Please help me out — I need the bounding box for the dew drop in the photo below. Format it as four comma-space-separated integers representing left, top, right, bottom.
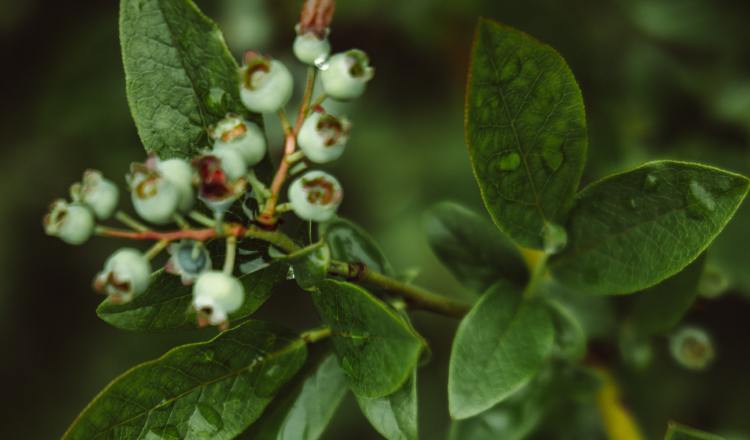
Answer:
264, 364, 280, 379
643, 173, 659, 191
206, 87, 227, 111
497, 152, 521, 171
541, 147, 563, 171
189, 403, 224, 434
145, 425, 180, 440
629, 198, 638, 209
541, 222, 567, 255
688, 180, 716, 212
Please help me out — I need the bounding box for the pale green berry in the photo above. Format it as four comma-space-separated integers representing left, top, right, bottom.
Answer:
43, 199, 95, 245
157, 158, 195, 213
239, 55, 293, 113
293, 25, 331, 65
211, 115, 267, 167
93, 248, 151, 304
192, 271, 245, 327
71, 170, 119, 220
165, 240, 212, 285
670, 326, 715, 370
297, 110, 351, 163
211, 147, 248, 181
288, 170, 343, 222
127, 163, 180, 225
319, 49, 374, 101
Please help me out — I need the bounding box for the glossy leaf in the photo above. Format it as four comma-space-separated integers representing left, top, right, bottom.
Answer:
550, 161, 749, 295
320, 217, 395, 276
120, 0, 258, 158
448, 281, 555, 419
243, 354, 348, 440
97, 259, 287, 332
63, 320, 307, 440
631, 253, 706, 336
287, 242, 331, 290
312, 280, 425, 398
424, 201, 528, 292
664, 421, 725, 440
465, 18, 588, 249
356, 368, 418, 440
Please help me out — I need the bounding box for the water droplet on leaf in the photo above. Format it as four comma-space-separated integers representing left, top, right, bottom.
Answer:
541, 222, 567, 254
206, 87, 227, 111
688, 180, 716, 212
643, 173, 659, 191
541, 146, 563, 171
497, 152, 521, 171
146, 425, 181, 440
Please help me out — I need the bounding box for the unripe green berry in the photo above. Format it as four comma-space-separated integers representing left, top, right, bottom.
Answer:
71, 170, 119, 220
670, 326, 715, 370
43, 199, 96, 245
211, 147, 248, 181
288, 170, 343, 222
192, 271, 245, 327
293, 25, 331, 65
93, 248, 151, 304
211, 115, 267, 167
297, 109, 351, 163
157, 158, 195, 213
319, 49, 374, 101
193, 155, 248, 215
239, 54, 293, 113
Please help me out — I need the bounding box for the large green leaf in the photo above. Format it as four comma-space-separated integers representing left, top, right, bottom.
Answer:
448, 281, 555, 419
630, 252, 706, 336
63, 321, 307, 440
96, 257, 287, 332
424, 201, 528, 292
550, 161, 749, 295
120, 0, 257, 158
465, 18, 588, 249
320, 217, 395, 276
242, 354, 348, 440
312, 280, 425, 398
664, 421, 725, 440
356, 368, 418, 440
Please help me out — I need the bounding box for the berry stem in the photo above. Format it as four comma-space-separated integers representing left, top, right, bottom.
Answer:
144, 239, 170, 260
114, 210, 149, 232
258, 67, 318, 227
223, 236, 237, 274
188, 211, 216, 227
173, 213, 190, 230
301, 326, 332, 343
327, 261, 472, 318
310, 93, 327, 108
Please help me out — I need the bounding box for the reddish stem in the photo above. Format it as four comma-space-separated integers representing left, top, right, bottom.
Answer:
98, 225, 245, 242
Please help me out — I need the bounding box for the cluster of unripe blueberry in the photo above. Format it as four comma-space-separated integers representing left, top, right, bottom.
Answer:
43, 23, 373, 329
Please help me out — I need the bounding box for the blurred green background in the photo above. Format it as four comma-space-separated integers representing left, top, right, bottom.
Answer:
1, 0, 749, 438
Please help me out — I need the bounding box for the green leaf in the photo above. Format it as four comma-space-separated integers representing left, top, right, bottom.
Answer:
242, 354, 348, 440
664, 421, 726, 440
356, 368, 418, 440
630, 253, 706, 336
320, 217, 395, 276
312, 279, 425, 398
545, 298, 586, 362
63, 320, 307, 440
287, 242, 331, 290
97, 258, 287, 332
448, 281, 555, 419
424, 201, 528, 292
120, 0, 257, 158
465, 18, 588, 249
550, 161, 749, 295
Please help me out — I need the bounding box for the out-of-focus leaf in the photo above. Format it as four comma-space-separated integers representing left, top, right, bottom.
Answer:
356, 367, 418, 440
630, 253, 706, 336
545, 299, 586, 362
243, 354, 348, 440
664, 421, 726, 440
120, 0, 258, 158
550, 161, 749, 295
465, 18, 587, 249
448, 281, 555, 419
312, 280, 425, 398
424, 201, 528, 293
63, 321, 307, 440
